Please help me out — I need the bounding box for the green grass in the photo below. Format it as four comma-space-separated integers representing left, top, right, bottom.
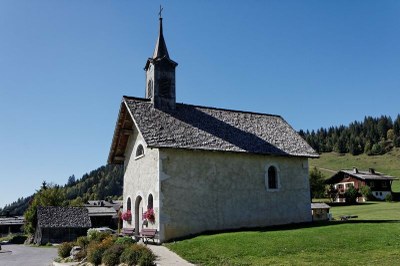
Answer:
330, 201, 400, 220
309, 148, 400, 192
166, 202, 400, 265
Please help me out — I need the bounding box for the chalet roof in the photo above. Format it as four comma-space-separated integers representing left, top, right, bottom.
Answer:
311, 203, 331, 209
86, 206, 118, 217
325, 168, 397, 184
85, 200, 123, 211
0, 216, 24, 226
37, 207, 91, 228
108, 97, 318, 163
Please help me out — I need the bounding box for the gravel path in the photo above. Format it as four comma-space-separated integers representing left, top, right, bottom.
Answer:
0, 244, 57, 266
147, 244, 195, 266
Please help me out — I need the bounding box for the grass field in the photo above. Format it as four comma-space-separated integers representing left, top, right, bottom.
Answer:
309, 148, 400, 192
166, 202, 400, 265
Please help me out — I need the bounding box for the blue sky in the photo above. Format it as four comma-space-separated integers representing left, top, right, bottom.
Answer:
1, 0, 399, 208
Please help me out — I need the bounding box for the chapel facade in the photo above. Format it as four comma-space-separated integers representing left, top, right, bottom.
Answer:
108, 15, 318, 242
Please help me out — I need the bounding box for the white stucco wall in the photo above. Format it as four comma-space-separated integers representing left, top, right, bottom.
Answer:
158, 148, 311, 242
122, 128, 159, 234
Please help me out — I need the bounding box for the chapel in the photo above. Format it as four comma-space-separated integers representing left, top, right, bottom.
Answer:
108, 14, 318, 242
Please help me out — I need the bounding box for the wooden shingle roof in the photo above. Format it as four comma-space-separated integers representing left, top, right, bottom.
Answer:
37, 206, 91, 228
108, 96, 318, 163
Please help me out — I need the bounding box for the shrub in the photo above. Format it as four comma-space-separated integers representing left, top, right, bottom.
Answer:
385, 194, 393, 202
138, 246, 156, 266
87, 242, 104, 266
344, 185, 358, 204
360, 185, 373, 201
87, 228, 111, 241
76, 236, 89, 249
120, 244, 147, 265
58, 242, 75, 258
88, 235, 117, 265
115, 236, 136, 246
7, 234, 27, 244
102, 244, 125, 266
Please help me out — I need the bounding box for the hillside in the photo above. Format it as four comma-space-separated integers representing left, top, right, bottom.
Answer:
309, 148, 400, 192
0, 164, 123, 216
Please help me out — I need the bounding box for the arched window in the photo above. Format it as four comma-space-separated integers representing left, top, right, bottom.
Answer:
135, 144, 144, 158
265, 165, 279, 191
127, 197, 132, 211
268, 166, 277, 189
147, 194, 153, 210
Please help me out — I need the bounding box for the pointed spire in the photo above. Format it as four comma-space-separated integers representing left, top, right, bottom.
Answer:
152, 8, 170, 59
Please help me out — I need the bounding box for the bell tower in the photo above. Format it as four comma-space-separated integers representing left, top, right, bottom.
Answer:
144, 8, 178, 110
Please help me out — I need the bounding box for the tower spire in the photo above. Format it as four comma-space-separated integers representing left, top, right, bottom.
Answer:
144, 6, 178, 110
153, 5, 169, 59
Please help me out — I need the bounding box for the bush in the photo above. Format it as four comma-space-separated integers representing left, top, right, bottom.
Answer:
115, 236, 136, 246
385, 194, 393, 202
120, 244, 146, 265
344, 185, 358, 204
76, 236, 89, 249
58, 242, 75, 258
87, 242, 104, 266
102, 244, 125, 266
87, 228, 111, 241
359, 185, 373, 201
87, 235, 116, 265
7, 234, 27, 244
138, 247, 156, 266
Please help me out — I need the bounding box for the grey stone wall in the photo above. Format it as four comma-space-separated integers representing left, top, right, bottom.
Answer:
159, 149, 311, 242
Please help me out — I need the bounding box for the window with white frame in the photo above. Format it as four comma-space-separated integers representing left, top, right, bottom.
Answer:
135, 144, 144, 158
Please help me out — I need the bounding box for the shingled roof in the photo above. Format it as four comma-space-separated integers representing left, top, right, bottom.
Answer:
108, 96, 318, 163
37, 206, 91, 228
326, 168, 397, 184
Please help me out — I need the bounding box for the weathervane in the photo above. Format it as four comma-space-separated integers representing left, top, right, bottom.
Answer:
159, 5, 163, 19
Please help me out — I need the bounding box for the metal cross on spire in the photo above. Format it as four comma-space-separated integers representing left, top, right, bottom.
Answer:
158, 5, 163, 19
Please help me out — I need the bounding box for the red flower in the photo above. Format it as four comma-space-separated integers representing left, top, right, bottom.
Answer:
143, 208, 155, 224
121, 210, 132, 221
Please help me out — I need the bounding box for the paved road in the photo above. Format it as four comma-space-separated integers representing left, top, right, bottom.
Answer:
0, 244, 57, 266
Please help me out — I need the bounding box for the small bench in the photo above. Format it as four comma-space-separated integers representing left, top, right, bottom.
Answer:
340, 215, 358, 221
120, 228, 135, 236
139, 228, 157, 244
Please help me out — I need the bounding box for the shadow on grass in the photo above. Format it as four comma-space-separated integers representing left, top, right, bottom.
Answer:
165, 220, 400, 243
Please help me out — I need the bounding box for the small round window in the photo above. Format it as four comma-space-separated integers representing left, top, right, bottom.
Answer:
136, 144, 144, 158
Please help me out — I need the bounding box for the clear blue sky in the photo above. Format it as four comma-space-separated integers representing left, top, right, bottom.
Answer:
1, 0, 399, 208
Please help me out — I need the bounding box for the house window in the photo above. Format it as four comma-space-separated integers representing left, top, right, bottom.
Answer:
382, 182, 388, 188
369, 181, 375, 188
135, 144, 144, 158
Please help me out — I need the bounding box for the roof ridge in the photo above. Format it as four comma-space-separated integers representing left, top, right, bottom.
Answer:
178, 102, 282, 118
123, 95, 281, 118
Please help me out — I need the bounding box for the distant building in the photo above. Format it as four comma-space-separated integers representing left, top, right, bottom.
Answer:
34, 206, 91, 245
107, 14, 318, 242
325, 168, 397, 202
0, 216, 24, 236
311, 203, 331, 221
85, 200, 122, 228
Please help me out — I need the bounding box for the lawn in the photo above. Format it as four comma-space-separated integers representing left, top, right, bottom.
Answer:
166, 202, 400, 265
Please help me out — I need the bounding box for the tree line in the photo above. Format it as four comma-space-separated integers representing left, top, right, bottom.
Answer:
0, 164, 123, 217
299, 114, 400, 155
